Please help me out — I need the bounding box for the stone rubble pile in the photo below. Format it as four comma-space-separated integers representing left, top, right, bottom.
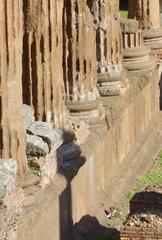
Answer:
123, 210, 162, 230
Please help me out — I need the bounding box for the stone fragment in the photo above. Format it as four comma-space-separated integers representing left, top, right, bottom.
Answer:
0, 159, 17, 199
26, 134, 49, 157
22, 104, 35, 129
57, 142, 81, 162
27, 121, 63, 148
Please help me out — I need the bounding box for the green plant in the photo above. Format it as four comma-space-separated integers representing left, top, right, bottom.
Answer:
28, 159, 41, 175
120, 10, 128, 19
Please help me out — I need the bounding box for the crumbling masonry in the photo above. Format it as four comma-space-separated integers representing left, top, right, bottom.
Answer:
0, 0, 162, 240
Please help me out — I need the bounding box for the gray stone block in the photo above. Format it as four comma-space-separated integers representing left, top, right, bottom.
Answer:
26, 134, 49, 157
23, 104, 35, 129
0, 159, 17, 199
28, 121, 63, 148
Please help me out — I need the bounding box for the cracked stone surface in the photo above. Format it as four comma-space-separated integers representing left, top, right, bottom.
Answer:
26, 134, 49, 157
27, 121, 63, 148
0, 160, 17, 199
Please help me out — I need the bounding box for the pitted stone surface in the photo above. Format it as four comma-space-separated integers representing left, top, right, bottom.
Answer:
22, 104, 35, 129
0, 160, 17, 199
27, 121, 63, 148
26, 134, 49, 157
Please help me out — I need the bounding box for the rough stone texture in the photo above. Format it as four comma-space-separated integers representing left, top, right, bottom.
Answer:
26, 134, 49, 157
0, 159, 17, 199
0, 0, 162, 239
17, 67, 160, 240
22, 0, 66, 127
27, 121, 63, 148
23, 104, 34, 129
0, 0, 28, 175
128, 0, 160, 29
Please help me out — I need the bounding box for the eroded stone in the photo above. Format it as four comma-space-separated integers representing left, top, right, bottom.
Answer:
27, 121, 63, 148
22, 104, 35, 129
0, 160, 17, 199
26, 134, 49, 157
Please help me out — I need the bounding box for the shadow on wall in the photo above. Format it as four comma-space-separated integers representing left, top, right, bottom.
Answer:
56, 131, 120, 240
56, 130, 85, 240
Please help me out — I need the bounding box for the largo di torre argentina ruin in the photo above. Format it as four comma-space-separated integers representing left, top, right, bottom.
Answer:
0, 0, 162, 239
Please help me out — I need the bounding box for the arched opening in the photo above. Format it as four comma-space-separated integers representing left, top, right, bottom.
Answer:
120, 0, 128, 19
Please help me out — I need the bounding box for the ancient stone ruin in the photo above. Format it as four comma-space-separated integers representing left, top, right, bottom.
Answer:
0, 0, 162, 239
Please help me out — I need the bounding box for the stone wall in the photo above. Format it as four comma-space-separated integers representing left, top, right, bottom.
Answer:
17, 67, 160, 240
0, 0, 162, 239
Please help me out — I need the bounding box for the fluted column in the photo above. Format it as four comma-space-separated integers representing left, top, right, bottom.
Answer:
88, 0, 128, 97
122, 19, 155, 72
0, 0, 27, 175
128, 0, 162, 57
22, 0, 65, 127
128, 0, 160, 29
63, 0, 102, 123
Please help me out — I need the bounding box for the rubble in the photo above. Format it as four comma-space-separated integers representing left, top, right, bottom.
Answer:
0, 160, 17, 199
26, 134, 49, 157
27, 121, 63, 148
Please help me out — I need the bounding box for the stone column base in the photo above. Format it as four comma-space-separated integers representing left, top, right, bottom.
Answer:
66, 99, 103, 125
143, 27, 162, 50
97, 71, 128, 97
123, 46, 156, 72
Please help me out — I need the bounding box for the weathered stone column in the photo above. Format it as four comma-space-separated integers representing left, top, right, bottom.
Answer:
0, 0, 28, 175
22, 0, 66, 127
122, 19, 155, 72
128, 0, 162, 57
88, 0, 128, 97
63, 0, 103, 124
128, 0, 160, 29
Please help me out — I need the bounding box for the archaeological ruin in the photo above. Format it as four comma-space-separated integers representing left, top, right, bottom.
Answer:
0, 0, 162, 239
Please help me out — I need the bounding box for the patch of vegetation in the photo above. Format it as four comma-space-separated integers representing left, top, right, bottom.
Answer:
120, 10, 128, 19
28, 159, 41, 175
126, 150, 162, 201
106, 150, 162, 229
96, 230, 120, 240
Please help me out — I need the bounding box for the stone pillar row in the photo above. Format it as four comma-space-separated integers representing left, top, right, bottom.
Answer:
0, 0, 130, 174
128, 0, 162, 57
121, 19, 155, 72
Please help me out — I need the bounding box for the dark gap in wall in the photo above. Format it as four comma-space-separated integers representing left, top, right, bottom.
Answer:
74, 1, 79, 42
65, 0, 73, 96
76, 58, 80, 73
40, 35, 45, 64
48, 0, 52, 52
22, 33, 31, 105
96, 28, 101, 62
120, 0, 128, 11
104, 32, 108, 60
86, 0, 93, 15
31, 33, 38, 119
83, 59, 87, 74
